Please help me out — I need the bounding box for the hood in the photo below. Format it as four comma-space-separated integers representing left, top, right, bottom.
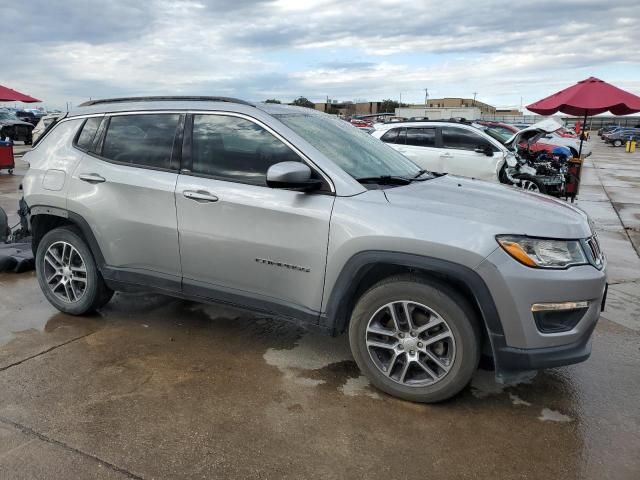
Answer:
384, 175, 591, 239
504, 118, 563, 149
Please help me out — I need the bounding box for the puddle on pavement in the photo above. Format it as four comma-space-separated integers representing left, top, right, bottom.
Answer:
539, 407, 573, 423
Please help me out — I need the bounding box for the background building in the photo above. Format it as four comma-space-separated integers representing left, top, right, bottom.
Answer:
421, 97, 496, 115
395, 106, 482, 120
314, 101, 382, 116
392, 97, 495, 120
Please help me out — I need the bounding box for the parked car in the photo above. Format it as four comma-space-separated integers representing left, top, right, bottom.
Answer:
0, 111, 34, 144
598, 125, 618, 136
525, 130, 592, 157
604, 128, 640, 147
31, 114, 63, 143
371, 120, 516, 182
15, 110, 42, 126
476, 119, 572, 195
21, 97, 606, 403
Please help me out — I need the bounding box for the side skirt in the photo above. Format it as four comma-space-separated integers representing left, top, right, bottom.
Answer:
101, 267, 329, 334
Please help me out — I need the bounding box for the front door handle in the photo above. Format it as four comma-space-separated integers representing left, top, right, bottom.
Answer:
79, 173, 106, 184
440, 153, 453, 158
183, 190, 219, 203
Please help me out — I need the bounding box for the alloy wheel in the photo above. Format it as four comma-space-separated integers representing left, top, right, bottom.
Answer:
520, 180, 540, 192
365, 301, 456, 386
43, 241, 88, 303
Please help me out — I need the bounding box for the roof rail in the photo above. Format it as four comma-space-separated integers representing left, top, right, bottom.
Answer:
78, 96, 254, 107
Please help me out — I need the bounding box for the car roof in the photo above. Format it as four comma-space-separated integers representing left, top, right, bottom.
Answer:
68, 96, 318, 118
69, 96, 253, 117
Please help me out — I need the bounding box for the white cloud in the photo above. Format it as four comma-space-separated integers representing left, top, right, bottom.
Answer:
1, 0, 639, 109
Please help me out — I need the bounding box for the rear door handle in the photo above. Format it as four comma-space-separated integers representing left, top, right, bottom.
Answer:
183, 190, 219, 203
79, 173, 106, 184
440, 153, 453, 158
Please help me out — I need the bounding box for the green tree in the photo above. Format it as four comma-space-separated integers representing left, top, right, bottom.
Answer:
264, 99, 281, 104
291, 96, 315, 109
380, 99, 406, 113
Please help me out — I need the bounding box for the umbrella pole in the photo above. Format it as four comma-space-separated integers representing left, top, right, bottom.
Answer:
577, 110, 587, 158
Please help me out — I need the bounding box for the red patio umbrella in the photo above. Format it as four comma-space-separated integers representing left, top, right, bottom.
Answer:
527, 77, 640, 156
0, 84, 40, 103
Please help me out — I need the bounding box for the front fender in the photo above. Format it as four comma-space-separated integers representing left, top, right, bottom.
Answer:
321, 250, 504, 338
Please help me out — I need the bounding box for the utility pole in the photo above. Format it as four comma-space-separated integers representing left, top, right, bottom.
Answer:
472, 91, 477, 106
424, 88, 429, 117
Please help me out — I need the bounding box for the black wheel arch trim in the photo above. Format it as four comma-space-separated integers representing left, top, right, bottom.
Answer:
323, 250, 505, 338
30, 206, 106, 268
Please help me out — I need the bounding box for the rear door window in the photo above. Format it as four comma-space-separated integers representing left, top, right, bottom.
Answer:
406, 128, 436, 147
101, 114, 181, 169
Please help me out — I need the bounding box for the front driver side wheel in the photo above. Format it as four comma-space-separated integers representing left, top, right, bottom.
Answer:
349, 275, 480, 403
35, 226, 113, 315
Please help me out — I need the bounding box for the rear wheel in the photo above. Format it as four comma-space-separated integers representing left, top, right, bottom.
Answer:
36, 226, 113, 315
613, 139, 623, 147
348, 276, 480, 403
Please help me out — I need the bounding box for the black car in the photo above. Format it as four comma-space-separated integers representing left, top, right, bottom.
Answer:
15, 110, 44, 126
604, 128, 640, 147
0, 111, 34, 144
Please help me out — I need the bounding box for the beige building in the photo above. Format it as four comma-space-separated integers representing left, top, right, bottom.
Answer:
314, 101, 382, 116
410, 97, 496, 115
395, 106, 482, 121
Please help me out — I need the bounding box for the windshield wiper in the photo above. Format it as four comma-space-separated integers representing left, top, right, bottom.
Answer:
355, 175, 412, 185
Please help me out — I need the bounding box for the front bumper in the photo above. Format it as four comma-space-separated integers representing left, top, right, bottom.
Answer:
476, 247, 607, 373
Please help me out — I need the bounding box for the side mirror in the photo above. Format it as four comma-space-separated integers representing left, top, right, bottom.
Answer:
266, 161, 322, 191
474, 145, 494, 156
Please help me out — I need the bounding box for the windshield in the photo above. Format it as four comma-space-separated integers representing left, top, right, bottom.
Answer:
483, 127, 512, 144
0, 113, 15, 121
275, 113, 423, 180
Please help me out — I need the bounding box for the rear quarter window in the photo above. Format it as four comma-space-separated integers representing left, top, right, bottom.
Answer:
75, 117, 102, 151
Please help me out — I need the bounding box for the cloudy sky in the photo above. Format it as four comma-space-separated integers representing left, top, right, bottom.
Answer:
3, 0, 640, 110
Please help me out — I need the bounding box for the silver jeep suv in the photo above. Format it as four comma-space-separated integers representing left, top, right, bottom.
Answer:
21, 97, 607, 402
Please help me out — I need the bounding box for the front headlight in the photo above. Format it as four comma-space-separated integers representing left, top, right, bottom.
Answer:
496, 235, 588, 269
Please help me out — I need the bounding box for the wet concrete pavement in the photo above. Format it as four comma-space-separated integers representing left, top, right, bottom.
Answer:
1, 140, 640, 479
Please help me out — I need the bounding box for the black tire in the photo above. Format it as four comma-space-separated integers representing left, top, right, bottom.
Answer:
0, 128, 10, 142
498, 164, 510, 185
516, 174, 546, 194
613, 139, 623, 147
348, 275, 480, 403
35, 226, 113, 315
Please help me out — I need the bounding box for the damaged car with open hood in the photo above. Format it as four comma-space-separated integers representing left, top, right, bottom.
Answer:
480, 118, 575, 197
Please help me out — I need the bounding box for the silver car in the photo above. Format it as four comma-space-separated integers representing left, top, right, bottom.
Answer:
21, 97, 607, 402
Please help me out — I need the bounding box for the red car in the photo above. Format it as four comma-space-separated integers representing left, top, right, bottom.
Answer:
350, 118, 373, 128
